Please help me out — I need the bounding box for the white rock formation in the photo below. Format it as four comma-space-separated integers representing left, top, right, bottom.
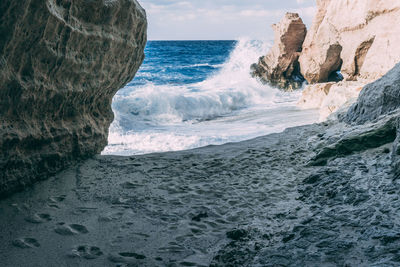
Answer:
298, 0, 400, 119
299, 82, 363, 121
300, 0, 400, 83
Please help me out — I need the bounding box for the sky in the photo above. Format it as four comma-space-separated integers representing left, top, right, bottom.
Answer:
139, 0, 316, 40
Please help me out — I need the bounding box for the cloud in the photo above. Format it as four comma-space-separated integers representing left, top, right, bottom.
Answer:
139, 0, 316, 40
296, 0, 314, 3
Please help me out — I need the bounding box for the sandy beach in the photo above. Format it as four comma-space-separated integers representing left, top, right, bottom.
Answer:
1, 118, 399, 266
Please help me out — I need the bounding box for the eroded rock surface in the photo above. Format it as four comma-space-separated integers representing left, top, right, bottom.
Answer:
344, 63, 400, 125
0, 0, 147, 197
299, 0, 400, 84
297, 0, 400, 120
299, 81, 363, 121
251, 13, 306, 90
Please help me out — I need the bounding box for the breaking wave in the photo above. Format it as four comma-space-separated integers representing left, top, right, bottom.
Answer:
103, 38, 318, 155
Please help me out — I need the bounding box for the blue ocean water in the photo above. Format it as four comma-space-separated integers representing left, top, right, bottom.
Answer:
130, 40, 236, 86
103, 39, 319, 155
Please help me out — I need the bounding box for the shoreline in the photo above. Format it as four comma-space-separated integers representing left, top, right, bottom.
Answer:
103, 104, 320, 156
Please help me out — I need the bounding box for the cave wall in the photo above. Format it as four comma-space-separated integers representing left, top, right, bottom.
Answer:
0, 0, 147, 197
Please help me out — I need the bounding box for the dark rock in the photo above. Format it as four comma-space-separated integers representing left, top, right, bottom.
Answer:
310, 117, 397, 166
0, 0, 147, 197
344, 63, 400, 125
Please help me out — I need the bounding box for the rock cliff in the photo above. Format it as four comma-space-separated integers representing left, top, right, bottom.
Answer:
300, 0, 400, 84
344, 63, 400, 125
254, 0, 400, 91
297, 0, 400, 120
298, 81, 362, 121
0, 0, 147, 197
251, 13, 307, 90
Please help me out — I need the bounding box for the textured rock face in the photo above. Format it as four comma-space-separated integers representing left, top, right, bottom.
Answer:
252, 13, 307, 90
298, 82, 335, 110
0, 0, 147, 197
299, 0, 400, 84
299, 81, 363, 121
318, 82, 362, 121
344, 63, 400, 125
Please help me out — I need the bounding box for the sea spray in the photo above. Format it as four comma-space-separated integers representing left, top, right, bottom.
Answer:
103, 39, 319, 155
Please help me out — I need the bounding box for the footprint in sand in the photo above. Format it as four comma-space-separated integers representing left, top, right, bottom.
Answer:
68, 245, 103, 260
49, 195, 66, 203
12, 238, 40, 249
121, 181, 142, 189
47, 195, 67, 208
54, 224, 89, 235
25, 213, 52, 224
108, 252, 146, 263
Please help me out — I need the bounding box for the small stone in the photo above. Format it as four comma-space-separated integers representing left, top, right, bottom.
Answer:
226, 229, 248, 241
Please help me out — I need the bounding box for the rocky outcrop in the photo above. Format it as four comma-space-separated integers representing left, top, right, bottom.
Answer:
298, 82, 335, 110
344, 63, 400, 125
251, 13, 307, 90
299, 81, 363, 121
253, 1, 400, 120
297, 0, 400, 120
0, 0, 147, 197
299, 0, 400, 84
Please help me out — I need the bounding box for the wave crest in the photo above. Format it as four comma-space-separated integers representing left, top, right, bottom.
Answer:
111, 38, 284, 130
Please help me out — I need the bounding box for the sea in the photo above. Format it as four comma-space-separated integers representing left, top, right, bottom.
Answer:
102, 39, 319, 155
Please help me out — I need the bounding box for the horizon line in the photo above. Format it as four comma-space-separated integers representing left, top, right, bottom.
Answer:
148, 39, 238, 41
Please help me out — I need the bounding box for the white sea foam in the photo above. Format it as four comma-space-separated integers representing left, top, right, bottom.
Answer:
103, 38, 319, 155
182, 63, 223, 68
111, 38, 275, 126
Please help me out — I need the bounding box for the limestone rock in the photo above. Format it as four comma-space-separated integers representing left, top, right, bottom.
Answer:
299, 82, 363, 121
344, 63, 400, 125
0, 0, 147, 197
252, 13, 307, 90
298, 82, 335, 110
319, 82, 363, 121
299, 0, 400, 84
